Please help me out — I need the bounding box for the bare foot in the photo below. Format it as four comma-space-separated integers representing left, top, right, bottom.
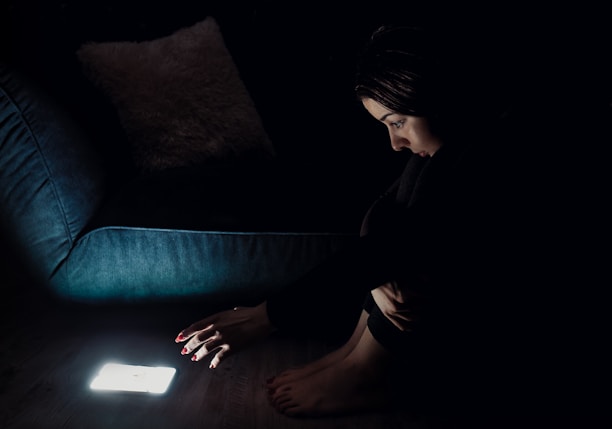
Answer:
267, 340, 353, 391
268, 325, 396, 418
266, 310, 369, 390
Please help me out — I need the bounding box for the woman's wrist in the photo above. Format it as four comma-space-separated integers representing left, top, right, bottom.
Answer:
256, 300, 278, 335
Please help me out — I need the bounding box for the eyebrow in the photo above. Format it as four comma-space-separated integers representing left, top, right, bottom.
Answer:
378, 112, 394, 121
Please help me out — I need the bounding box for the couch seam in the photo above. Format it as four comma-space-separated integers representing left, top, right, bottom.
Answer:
0, 83, 74, 252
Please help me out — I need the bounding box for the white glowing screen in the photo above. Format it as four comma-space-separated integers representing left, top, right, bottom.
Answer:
90, 363, 176, 394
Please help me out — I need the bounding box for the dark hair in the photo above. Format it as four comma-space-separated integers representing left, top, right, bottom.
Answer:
355, 24, 507, 139
354, 25, 442, 117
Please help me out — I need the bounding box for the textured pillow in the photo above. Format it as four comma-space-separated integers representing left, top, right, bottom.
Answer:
76, 17, 275, 173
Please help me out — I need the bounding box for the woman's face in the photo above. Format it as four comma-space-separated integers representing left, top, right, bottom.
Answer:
362, 98, 443, 158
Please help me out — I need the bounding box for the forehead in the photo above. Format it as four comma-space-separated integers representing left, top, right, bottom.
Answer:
362, 98, 396, 121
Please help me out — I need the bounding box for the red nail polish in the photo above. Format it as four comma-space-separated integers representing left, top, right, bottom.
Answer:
175, 333, 184, 342
191, 355, 198, 362
181, 347, 188, 355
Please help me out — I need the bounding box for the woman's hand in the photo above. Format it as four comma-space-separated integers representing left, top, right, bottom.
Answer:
371, 281, 418, 332
174, 301, 276, 369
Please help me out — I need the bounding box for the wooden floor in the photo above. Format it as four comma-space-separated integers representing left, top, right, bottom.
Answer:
1, 237, 609, 429
0, 285, 422, 428
0, 274, 429, 428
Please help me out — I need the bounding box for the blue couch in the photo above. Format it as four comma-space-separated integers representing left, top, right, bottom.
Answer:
1, 1, 403, 304
1, 2, 419, 304
3, 1, 609, 307
0, 64, 373, 303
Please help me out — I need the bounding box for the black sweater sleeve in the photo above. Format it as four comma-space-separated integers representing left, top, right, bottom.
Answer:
266, 142, 501, 339
265, 157, 433, 337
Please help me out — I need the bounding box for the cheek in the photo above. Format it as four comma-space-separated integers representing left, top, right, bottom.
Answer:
410, 128, 436, 148
388, 126, 404, 138
401, 128, 418, 144
392, 130, 411, 145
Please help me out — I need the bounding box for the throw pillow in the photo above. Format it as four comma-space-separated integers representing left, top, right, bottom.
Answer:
76, 16, 275, 173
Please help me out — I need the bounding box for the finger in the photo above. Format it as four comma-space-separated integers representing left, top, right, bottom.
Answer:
391, 280, 401, 292
191, 342, 215, 362
175, 330, 198, 343
190, 330, 223, 361
181, 328, 217, 355
175, 325, 205, 343
208, 344, 230, 369
179, 320, 215, 339
392, 309, 413, 321
371, 287, 394, 304
388, 314, 413, 332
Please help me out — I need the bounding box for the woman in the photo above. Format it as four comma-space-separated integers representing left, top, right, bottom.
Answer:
175, 25, 510, 417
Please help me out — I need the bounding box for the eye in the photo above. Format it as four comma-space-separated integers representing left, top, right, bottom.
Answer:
390, 119, 405, 129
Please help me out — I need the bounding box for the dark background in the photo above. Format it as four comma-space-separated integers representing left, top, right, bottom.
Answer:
2, 2, 610, 299
2, 0, 611, 326
4, 1, 610, 167
1, 0, 611, 421
2, 1, 611, 172
2, 0, 610, 290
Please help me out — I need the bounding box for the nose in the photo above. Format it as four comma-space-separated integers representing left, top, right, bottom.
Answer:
389, 133, 409, 152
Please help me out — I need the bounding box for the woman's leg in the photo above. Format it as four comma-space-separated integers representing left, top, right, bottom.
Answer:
266, 309, 369, 389
266, 278, 402, 391
268, 320, 399, 417
266, 237, 392, 343
267, 290, 415, 418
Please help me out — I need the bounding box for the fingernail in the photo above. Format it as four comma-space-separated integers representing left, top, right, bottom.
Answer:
181, 347, 188, 355
175, 333, 184, 342
209, 363, 216, 369
191, 355, 198, 362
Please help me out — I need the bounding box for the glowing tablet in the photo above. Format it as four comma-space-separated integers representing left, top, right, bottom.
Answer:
90, 363, 176, 394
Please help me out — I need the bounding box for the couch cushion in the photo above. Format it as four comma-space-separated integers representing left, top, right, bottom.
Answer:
51, 227, 357, 303
0, 65, 106, 281
53, 159, 364, 303
76, 16, 275, 174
